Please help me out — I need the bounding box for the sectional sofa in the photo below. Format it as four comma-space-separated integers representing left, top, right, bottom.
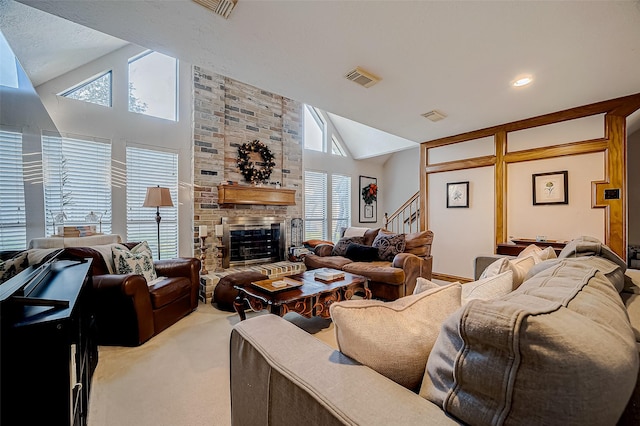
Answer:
230, 237, 640, 425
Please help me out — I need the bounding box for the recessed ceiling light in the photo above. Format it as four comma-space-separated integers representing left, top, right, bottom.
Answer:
512, 75, 533, 87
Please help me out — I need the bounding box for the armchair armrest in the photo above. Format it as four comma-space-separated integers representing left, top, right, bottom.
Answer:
314, 244, 334, 257
230, 315, 459, 426
393, 254, 433, 295
92, 273, 154, 346
154, 257, 201, 309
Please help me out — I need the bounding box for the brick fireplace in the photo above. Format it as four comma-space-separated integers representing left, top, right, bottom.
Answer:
192, 66, 303, 273
222, 216, 286, 268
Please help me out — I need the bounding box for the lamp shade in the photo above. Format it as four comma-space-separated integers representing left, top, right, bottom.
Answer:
143, 186, 174, 208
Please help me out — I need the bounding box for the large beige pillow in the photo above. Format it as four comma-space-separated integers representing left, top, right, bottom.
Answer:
518, 244, 557, 263
461, 270, 513, 305
413, 277, 447, 294
330, 282, 461, 391
421, 258, 638, 426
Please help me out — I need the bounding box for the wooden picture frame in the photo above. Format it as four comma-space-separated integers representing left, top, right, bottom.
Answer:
532, 171, 568, 205
359, 176, 377, 223
446, 181, 469, 208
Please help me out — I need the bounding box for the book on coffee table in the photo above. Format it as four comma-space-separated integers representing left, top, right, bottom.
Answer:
251, 276, 303, 293
313, 268, 345, 281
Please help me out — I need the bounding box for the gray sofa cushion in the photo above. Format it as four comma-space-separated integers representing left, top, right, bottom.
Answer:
421, 257, 639, 426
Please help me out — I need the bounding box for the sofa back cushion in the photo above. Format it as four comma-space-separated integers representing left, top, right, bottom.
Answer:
420, 258, 638, 425
404, 230, 434, 258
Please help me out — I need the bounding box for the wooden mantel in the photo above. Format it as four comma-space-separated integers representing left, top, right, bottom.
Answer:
217, 185, 296, 206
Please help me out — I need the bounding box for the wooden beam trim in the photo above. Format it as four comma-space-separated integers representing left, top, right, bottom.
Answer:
421, 92, 640, 148
425, 155, 496, 174
503, 139, 608, 163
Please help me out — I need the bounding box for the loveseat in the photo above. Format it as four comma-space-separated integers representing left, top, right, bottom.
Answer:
1, 237, 200, 346
230, 237, 640, 425
303, 227, 433, 300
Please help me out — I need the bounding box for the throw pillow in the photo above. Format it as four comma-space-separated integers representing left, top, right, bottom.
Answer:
518, 244, 558, 263
372, 232, 406, 261
112, 241, 157, 282
461, 270, 513, 305
344, 243, 379, 262
330, 282, 461, 391
480, 255, 535, 290
331, 236, 365, 257
0, 251, 29, 284
413, 277, 442, 294
517, 243, 541, 259
302, 239, 334, 248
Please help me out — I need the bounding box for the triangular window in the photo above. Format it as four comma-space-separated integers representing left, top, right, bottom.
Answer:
60, 71, 112, 107
331, 135, 347, 157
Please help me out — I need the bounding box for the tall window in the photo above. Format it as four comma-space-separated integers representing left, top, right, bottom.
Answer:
60, 71, 112, 107
304, 170, 327, 240
128, 51, 178, 121
126, 146, 178, 259
331, 135, 347, 157
0, 130, 26, 249
304, 105, 324, 152
331, 174, 351, 241
0, 32, 19, 89
42, 134, 112, 236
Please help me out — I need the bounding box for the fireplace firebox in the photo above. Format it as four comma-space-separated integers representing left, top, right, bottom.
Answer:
221, 217, 286, 268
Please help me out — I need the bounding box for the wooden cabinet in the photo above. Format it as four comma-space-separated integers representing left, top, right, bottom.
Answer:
217, 184, 296, 205
497, 239, 567, 256
0, 259, 97, 426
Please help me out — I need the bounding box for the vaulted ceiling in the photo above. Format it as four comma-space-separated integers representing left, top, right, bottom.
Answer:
2, 0, 640, 158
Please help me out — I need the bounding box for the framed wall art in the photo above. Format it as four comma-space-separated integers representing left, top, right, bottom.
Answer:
532, 171, 568, 205
359, 175, 377, 223
446, 181, 469, 208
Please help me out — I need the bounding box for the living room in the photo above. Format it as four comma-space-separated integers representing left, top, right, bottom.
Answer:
2, 1, 640, 425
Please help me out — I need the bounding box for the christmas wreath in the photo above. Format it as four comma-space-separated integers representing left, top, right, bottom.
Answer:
236, 140, 275, 183
362, 183, 378, 205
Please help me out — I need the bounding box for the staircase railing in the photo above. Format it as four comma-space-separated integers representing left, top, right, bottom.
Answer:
384, 191, 420, 234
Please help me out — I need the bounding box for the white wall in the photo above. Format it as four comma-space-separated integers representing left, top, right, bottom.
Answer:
382, 145, 420, 217
629, 128, 640, 246
428, 167, 495, 278
36, 44, 194, 256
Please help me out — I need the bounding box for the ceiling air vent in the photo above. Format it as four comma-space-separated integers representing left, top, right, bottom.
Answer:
421, 110, 447, 122
193, 0, 237, 19
344, 67, 380, 88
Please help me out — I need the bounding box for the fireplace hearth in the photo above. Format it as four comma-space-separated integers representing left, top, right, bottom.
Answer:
221, 217, 286, 268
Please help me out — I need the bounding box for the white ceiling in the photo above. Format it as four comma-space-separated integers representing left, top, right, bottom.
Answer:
2, 0, 640, 159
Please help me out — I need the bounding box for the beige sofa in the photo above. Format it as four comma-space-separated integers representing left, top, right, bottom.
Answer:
304, 228, 434, 300
231, 237, 640, 425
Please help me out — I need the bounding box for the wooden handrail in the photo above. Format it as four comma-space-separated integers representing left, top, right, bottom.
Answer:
384, 191, 420, 234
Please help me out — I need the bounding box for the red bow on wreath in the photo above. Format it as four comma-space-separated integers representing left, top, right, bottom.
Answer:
362, 183, 377, 205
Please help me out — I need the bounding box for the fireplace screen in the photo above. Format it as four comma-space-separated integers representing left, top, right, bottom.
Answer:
222, 217, 286, 268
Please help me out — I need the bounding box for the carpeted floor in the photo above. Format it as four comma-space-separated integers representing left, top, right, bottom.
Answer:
87, 302, 337, 426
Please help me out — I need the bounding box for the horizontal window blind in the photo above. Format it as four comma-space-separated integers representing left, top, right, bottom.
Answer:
331, 174, 351, 242
42, 134, 112, 236
0, 130, 26, 250
126, 146, 178, 260
304, 170, 327, 241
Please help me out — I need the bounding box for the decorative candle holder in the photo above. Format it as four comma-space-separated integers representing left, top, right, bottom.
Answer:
199, 236, 209, 275
216, 235, 225, 271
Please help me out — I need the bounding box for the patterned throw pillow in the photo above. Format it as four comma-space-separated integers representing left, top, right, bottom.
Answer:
0, 251, 29, 284
112, 241, 157, 283
331, 236, 365, 257
372, 232, 406, 261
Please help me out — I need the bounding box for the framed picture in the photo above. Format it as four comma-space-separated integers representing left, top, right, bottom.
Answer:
532, 171, 568, 205
446, 181, 469, 208
359, 176, 377, 223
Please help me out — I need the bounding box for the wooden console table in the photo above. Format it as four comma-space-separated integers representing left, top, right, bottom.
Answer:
497, 238, 568, 256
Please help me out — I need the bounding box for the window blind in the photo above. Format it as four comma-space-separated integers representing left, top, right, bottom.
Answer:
304, 170, 327, 241
0, 130, 26, 249
331, 174, 351, 241
126, 146, 178, 259
42, 134, 112, 236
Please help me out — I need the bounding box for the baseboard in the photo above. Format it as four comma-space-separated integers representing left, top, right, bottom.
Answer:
431, 272, 473, 284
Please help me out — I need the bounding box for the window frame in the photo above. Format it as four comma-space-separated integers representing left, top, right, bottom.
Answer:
59, 70, 113, 107
127, 50, 179, 121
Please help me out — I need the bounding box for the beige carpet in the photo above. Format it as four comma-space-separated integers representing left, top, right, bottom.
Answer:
87, 303, 337, 426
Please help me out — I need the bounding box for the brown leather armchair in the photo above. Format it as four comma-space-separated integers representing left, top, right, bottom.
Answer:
63, 244, 200, 346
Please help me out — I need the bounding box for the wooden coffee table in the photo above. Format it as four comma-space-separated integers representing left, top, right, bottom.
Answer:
233, 270, 370, 320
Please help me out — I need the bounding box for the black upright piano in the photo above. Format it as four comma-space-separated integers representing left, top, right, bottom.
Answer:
0, 252, 98, 426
